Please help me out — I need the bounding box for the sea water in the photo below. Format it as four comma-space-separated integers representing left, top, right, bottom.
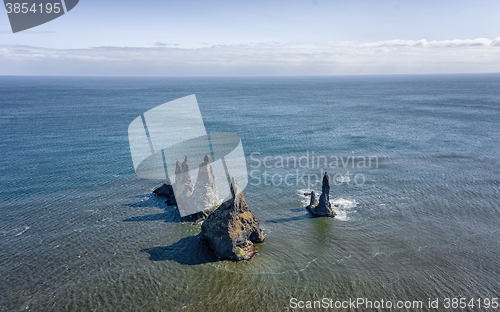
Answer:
1, 75, 499, 311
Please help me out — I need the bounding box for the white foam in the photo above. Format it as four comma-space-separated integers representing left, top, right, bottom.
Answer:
297, 189, 357, 222
333, 174, 351, 184
331, 197, 357, 221
331, 197, 357, 209
15, 226, 30, 237
297, 188, 319, 206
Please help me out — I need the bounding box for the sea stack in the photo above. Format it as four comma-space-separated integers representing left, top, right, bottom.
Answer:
174, 156, 194, 198
306, 172, 336, 217
191, 154, 221, 219
200, 177, 265, 261
308, 191, 319, 208
174, 156, 194, 216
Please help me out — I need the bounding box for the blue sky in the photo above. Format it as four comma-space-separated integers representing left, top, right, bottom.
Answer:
1, 0, 500, 75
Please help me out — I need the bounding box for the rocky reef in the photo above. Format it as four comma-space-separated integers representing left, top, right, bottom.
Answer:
152, 183, 177, 206
200, 177, 265, 261
306, 172, 336, 218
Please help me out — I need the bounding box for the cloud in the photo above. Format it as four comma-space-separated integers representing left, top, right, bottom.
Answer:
491, 38, 500, 46
353, 38, 500, 48
1, 38, 500, 76
154, 42, 179, 47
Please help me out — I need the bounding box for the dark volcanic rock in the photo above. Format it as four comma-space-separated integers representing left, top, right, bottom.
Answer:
200, 178, 265, 261
153, 183, 174, 197
152, 183, 177, 206
306, 191, 319, 208
306, 172, 336, 218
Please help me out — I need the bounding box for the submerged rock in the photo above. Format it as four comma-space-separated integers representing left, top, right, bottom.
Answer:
152, 183, 177, 206
306, 172, 336, 218
200, 177, 265, 261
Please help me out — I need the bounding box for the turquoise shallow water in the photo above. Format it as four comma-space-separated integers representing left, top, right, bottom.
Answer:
1, 75, 499, 311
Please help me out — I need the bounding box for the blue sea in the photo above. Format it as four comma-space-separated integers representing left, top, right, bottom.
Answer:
1, 75, 499, 311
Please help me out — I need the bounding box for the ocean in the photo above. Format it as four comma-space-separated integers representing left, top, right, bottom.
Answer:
1, 75, 499, 311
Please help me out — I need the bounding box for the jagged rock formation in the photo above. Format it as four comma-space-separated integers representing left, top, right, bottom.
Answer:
307, 191, 319, 208
150, 155, 222, 221
306, 172, 336, 218
200, 177, 265, 261
174, 156, 193, 198
152, 183, 177, 206
191, 155, 221, 219
174, 156, 194, 216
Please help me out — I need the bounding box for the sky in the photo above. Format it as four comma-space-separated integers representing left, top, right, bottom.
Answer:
1, 0, 500, 76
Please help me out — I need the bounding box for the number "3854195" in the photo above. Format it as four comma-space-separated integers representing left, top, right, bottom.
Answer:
5, 2, 61, 14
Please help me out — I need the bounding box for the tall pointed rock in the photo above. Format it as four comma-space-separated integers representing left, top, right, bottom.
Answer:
306, 172, 336, 217
192, 155, 221, 218
174, 156, 194, 216
200, 178, 265, 261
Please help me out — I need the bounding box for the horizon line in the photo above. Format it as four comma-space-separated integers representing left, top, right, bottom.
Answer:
2, 72, 500, 78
